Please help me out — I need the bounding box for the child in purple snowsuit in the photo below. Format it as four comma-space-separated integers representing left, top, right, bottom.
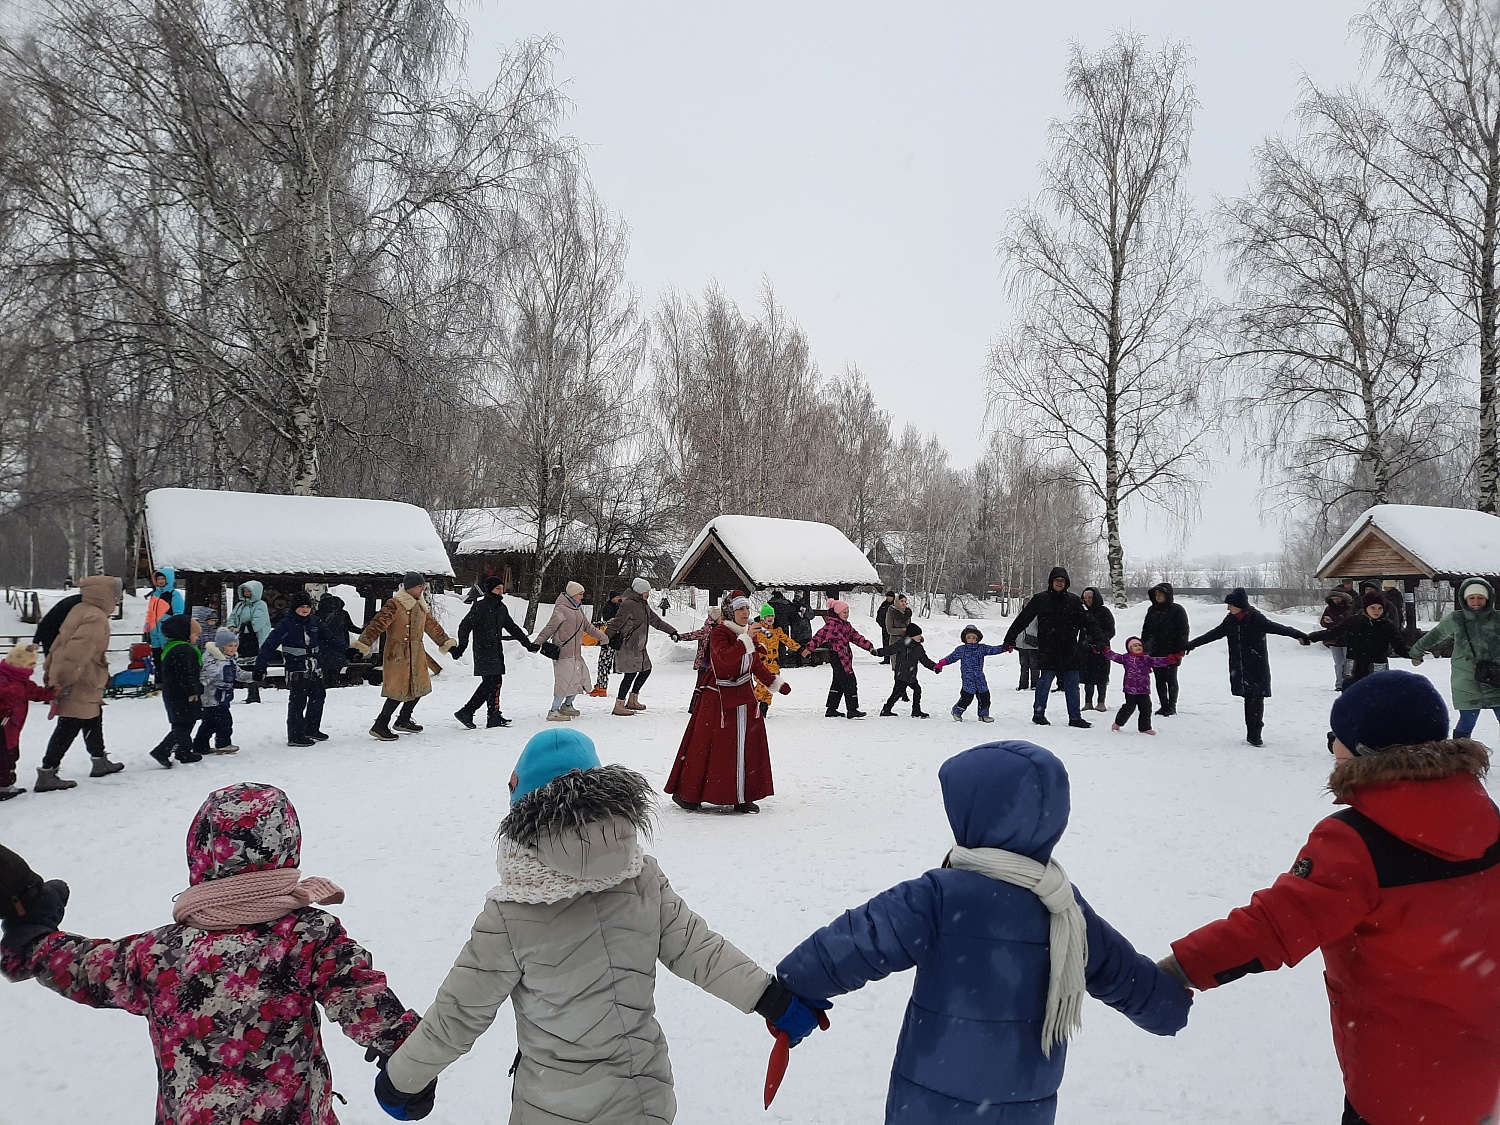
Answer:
935, 625, 1009, 722
805, 600, 876, 718
1107, 636, 1179, 734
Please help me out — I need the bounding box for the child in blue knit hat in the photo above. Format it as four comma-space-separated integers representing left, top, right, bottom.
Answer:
372, 728, 829, 1121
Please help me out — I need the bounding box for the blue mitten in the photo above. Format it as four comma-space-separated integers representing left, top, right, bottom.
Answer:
755, 979, 832, 1047
374, 1067, 436, 1121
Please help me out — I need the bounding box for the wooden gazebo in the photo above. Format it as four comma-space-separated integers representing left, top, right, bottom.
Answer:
670, 515, 881, 602
1317, 504, 1500, 629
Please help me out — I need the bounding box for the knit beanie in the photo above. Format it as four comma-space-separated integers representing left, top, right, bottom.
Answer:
1462, 579, 1490, 603
289, 590, 313, 610
484, 574, 506, 594
1125, 635, 1143, 650
631, 577, 651, 595
759, 603, 775, 619
0, 844, 43, 922
3, 643, 38, 670
566, 581, 585, 598
1224, 587, 1250, 611
828, 599, 849, 616
511, 728, 601, 805
905, 622, 923, 637
961, 624, 982, 642
1330, 670, 1449, 756
191, 606, 213, 624
1362, 590, 1387, 609
402, 572, 426, 592
214, 627, 238, 649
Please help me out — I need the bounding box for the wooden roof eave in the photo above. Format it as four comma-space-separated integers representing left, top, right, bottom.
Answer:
1317, 523, 1436, 580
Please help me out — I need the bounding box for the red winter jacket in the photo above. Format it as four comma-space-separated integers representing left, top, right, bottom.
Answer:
1172, 741, 1500, 1125
0, 659, 55, 753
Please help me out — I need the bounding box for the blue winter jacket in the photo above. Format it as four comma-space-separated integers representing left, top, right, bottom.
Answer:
145, 566, 185, 649
938, 641, 1007, 694
254, 611, 345, 679
776, 741, 1191, 1124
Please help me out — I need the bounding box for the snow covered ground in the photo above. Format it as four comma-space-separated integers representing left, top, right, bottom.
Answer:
2, 594, 1494, 1125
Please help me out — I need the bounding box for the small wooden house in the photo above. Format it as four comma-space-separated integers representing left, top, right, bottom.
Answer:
438, 507, 630, 602
670, 515, 881, 602
1317, 504, 1500, 628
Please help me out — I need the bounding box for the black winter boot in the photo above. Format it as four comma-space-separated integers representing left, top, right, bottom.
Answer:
846, 694, 866, 719
825, 690, 843, 718
454, 709, 477, 730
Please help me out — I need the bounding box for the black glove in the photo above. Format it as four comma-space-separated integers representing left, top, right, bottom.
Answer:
0, 844, 42, 922
1, 878, 69, 956
527, 641, 540, 653
374, 1066, 436, 1121
670, 632, 681, 643
448, 647, 462, 661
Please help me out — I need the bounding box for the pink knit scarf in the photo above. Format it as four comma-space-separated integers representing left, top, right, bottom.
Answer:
173, 868, 345, 930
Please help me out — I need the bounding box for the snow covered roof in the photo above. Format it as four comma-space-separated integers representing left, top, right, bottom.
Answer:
671, 515, 881, 589
1318, 504, 1500, 579
437, 507, 593, 555
145, 488, 453, 577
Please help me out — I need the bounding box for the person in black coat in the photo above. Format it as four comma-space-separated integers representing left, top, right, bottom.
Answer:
1183, 587, 1307, 747
1001, 566, 1105, 728
255, 591, 347, 746
317, 593, 359, 644
453, 575, 537, 729
1078, 587, 1116, 712
148, 615, 202, 767
1141, 582, 1190, 716
1303, 590, 1412, 688
875, 591, 896, 664
875, 622, 939, 718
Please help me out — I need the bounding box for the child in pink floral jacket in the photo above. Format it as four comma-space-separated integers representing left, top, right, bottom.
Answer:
804, 600, 877, 718
0, 782, 420, 1125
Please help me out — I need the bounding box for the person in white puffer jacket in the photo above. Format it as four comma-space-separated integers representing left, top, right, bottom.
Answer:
374, 728, 829, 1123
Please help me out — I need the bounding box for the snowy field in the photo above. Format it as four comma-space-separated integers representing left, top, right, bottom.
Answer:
2, 594, 1494, 1125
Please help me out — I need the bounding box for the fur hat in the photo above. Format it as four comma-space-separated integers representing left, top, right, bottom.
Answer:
402, 572, 426, 592
961, 624, 983, 642
904, 622, 923, 637
510, 728, 601, 806
1331, 669, 1449, 756
214, 627, 238, 649
3, 643, 38, 670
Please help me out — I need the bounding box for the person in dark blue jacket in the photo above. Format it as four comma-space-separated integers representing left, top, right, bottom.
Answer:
774, 740, 1191, 1124
254, 591, 346, 747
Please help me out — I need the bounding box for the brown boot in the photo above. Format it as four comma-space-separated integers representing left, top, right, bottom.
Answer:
612, 700, 635, 716
626, 694, 647, 711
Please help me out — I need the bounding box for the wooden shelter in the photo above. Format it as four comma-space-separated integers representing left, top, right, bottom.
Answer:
670, 515, 881, 602
1317, 504, 1500, 629
437, 507, 638, 602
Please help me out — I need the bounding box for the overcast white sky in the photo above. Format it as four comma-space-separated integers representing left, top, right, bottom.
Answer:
463, 1, 1370, 560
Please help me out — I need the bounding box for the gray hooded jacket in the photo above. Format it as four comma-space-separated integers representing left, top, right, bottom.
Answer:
386, 767, 772, 1124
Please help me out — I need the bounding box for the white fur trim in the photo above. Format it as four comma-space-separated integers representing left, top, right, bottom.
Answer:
770, 675, 784, 693
487, 839, 645, 905
739, 632, 755, 653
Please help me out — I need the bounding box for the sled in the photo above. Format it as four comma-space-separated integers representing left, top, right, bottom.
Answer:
105, 644, 156, 699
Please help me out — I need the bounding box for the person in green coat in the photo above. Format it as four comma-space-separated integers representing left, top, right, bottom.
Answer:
1410, 576, 1500, 738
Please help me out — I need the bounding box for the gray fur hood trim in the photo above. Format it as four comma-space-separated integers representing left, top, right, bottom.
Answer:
1329, 738, 1490, 799
500, 764, 656, 848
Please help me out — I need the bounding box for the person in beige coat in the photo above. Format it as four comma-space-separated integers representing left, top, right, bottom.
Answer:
374, 729, 829, 1123
37, 576, 125, 791
534, 581, 608, 722
354, 572, 458, 740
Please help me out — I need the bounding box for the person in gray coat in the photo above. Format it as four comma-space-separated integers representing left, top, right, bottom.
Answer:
604, 578, 680, 716
375, 728, 827, 1123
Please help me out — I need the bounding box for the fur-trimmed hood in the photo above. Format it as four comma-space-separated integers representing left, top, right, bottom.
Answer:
1331, 739, 1499, 862
498, 765, 655, 890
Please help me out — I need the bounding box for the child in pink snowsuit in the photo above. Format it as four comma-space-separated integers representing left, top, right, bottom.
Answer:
0, 644, 54, 799
1, 782, 420, 1124
805, 600, 876, 719
1107, 637, 1179, 734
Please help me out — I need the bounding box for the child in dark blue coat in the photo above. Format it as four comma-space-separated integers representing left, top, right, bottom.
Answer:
934, 625, 1008, 722
774, 741, 1191, 1124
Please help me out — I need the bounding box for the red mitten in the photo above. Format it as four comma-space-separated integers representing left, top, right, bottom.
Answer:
934, 659, 947, 672
1169, 653, 1182, 665
778, 681, 792, 695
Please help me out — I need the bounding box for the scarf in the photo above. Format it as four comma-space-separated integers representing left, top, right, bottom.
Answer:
173, 869, 345, 930
946, 844, 1088, 1055
488, 838, 645, 905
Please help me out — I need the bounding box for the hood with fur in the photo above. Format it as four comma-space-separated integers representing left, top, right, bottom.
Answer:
500, 765, 655, 884
1331, 738, 1498, 861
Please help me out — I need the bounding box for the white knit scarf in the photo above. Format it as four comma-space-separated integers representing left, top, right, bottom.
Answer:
946, 844, 1088, 1056
487, 838, 645, 905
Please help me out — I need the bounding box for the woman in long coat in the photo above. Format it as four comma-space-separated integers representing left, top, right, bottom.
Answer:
604, 578, 679, 716
38, 576, 125, 789
1079, 587, 1116, 712
1411, 576, 1500, 739
665, 597, 789, 814
354, 573, 457, 740
453, 576, 536, 729
1184, 587, 1306, 747
534, 582, 609, 722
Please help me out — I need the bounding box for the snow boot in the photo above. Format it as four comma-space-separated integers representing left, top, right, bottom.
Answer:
394, 717, 423, 734
560, 704, 580, 717
175, 750, 203, 763
879, 706, 896, 717
287, 736, 316, 747
951, 710, 963, 722
1145, 729, 1156, 736
546, 710, 569, 722
672, 794, 702, 812
612, 700, 635, 716
454, 709, 477, 730
912, 708, 930, 718
1111, 723, 1122, 732
0, 785, 24, 801
307, 731, 330, 741
149, 746, 174, 768
89, 755, 124, 777
1031, 714, 1050, 726
846, 709, 867, 719
34, 767, 77, 792
825, 708, 843, 717
1157, 704, 1175, 717
369, 723, 399, 741
207, 744, 240, 755
734, 802, 761, 814
486, 714, 512, 728
626, 694, 647, 711
1247, 735, 1264, 747
1067, 717, 1092, 729
587, 686, 608, 698
978, 715, 994, 723
1095, 702, 1108, 713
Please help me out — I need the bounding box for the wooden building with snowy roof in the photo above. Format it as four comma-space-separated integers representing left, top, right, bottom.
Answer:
670, 515, 881, 601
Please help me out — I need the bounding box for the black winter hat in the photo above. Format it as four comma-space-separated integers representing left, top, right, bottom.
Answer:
1331, 670, 1449, 755
1047, 567, 1070, 589
905, 623, 923, 637
289, 590, 313, 610
402, 572, 426, 591
961, 624, 983, 642
1224, 588, 1250, 611
0, 843, 43, 921
484, 574, 507, 594
161, 614, 193, 642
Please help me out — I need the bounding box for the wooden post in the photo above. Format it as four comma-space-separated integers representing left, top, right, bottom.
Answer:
1403, 577, 1418, 632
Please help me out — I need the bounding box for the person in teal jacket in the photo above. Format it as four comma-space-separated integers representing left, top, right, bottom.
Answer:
1411, 576, 1500, 739
225, 580, 272, 703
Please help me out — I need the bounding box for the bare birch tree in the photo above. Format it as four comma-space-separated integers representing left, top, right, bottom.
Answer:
988, 34, 1213, 607
1225, 125, 1462, 514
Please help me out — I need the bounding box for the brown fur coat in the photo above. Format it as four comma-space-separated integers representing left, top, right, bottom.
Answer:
355, 590, 456, 701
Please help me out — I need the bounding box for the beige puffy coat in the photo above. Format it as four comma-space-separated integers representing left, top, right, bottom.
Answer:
607, 591, 676, 676
354, 589, 456, 701
387, 811, 771, 1123
534, 594, 609, 698
45, 576, 117, 720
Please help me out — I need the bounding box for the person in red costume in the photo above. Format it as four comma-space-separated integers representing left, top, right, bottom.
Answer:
665, 595, 790, 815
1162, 669, 1500, 1125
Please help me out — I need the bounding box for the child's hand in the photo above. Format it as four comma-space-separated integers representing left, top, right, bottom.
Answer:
756, 980, 832, 1047
934, 659, 946, 672
374, 1067, 437, 1120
